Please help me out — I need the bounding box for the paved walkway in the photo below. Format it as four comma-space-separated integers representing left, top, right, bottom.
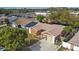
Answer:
28, 39, 59, 51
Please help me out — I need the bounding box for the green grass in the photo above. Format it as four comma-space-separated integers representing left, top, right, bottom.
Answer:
58, 46, 65, 51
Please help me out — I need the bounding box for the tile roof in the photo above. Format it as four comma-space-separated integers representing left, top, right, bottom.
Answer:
48, 25, 64, 36
32, 23, 64, 36
32, 23, 52, 31
15, 18, 31, 26
8, 16, 17, 22
68, 31, 79, 47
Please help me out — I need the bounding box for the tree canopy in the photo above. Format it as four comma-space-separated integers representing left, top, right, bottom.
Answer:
36, 15, 45, 22
0, 26, 28, 51
48, 8, 74, 25
63, 26, 73, 33
47, 7, 79, 28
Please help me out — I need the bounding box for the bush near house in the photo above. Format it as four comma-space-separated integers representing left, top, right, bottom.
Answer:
58, 46, 69, 51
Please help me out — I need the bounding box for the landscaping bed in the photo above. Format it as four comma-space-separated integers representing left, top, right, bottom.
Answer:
58, 46, 69, 51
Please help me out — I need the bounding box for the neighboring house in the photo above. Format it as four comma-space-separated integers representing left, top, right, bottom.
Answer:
8, 16, 17, 26
70, 11, 79, 17
8, 16, 17, 25
8, 16, 17, 22
70, 11, 79, 15
0, 16, 7, 25
11, 18, 37, 33
62, 31, 79, 51
13, 18, 32, 28
35, 12, 47, 16
31, 23, 64, 44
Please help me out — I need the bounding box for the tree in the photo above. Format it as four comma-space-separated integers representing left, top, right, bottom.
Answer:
0, 26, 28, 50
36, 15, 45, 22
73, 21, 79, 28
48, 7, 75, 25
63, 26, 73, 33
63, 26, 73, 37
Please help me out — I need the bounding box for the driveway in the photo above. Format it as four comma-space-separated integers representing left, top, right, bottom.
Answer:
28, 39, 59, 51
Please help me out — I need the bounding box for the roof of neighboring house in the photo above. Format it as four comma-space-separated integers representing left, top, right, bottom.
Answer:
68, 31, 79, 47
8, 16, 17, 22
0, 16, 7, 22
32, 23, 64, 36
0, 16, 7, 19
15, 18, 32, 26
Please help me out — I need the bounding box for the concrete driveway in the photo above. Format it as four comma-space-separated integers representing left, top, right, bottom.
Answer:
28, 39, 59, 51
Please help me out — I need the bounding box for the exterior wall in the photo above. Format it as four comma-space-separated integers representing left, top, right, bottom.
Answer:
52, 36, 55, 44
62, 42, 71, 49
73, 46, 79, 51
62, 42, 79, 51
31, 28, 37, 35
29, 28, 31, 34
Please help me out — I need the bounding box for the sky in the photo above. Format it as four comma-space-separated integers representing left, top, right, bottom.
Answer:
0, 0, 79, 7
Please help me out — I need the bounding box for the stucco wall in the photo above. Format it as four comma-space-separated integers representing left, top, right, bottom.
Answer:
31, 28, 37, 35
62, 42, 79, 51
73, 46, 79, 51
52, 36, 55, 44
29, 28, 31, 34
62, 42, 71, 49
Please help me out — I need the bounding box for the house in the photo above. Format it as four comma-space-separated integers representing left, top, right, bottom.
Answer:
30, 23, 64, 44
11, 17, 38, 34
70, 11, 79, 17
10, 17, 64, 44
11, 18, 31, 28
62, 31, 79, 51
8, 16, 17, 25
0, 16, 8, 25
35, 12, 47, 16
0, 18, 5, 25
